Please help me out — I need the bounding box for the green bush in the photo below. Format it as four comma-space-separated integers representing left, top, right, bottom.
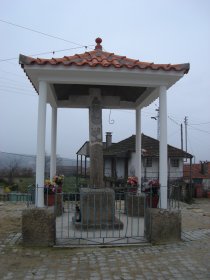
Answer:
0, 178, 7, 186
63, 176, 89, 193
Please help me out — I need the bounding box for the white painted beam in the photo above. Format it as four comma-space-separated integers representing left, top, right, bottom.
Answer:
159, 86, 168, 209
135, 87, 155, 108
35, 81, 47, 207
24, 66, 184, 95
136, 108, 142, 192
57, 96, 135, 109
48, 84, 58, 108
137, 87, 159, 110
50, 106, 57, 180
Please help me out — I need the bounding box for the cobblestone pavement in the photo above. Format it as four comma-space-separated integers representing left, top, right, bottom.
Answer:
0, 199, 210, 279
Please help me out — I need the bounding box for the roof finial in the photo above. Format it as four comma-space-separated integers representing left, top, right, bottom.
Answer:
95, 37, 102, 50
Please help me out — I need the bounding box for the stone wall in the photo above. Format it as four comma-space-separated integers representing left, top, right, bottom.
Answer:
145, 208, 181, 244
22, 208, 55, 247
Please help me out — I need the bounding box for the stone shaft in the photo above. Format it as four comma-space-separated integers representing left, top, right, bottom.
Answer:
89, 95, 104, 187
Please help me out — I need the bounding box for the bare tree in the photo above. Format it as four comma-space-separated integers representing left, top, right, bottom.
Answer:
5, 158, 21, 185
56, 155, 63, 168
45, 153, 63, 178
45, 153, 50, 178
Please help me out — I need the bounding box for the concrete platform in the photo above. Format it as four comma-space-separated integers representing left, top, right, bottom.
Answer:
72, 216, 124, 230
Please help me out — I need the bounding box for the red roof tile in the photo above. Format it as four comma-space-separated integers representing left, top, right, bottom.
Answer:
103, 134, 193, 158
183, 162, 210, 179
19, 38, 190, 74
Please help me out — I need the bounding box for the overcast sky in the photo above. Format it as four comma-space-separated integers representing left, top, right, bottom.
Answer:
0, 0, 209, 162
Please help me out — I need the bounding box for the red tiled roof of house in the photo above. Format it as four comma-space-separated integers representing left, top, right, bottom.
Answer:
102, 134, 193, 158
183, 162, 210, 179
19, 38, 190, 74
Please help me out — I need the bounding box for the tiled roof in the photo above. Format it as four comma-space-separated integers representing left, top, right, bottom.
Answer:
103, 136, 135, 157
141, 134, 193, 158
79, 134, 192, 158
76, 141, 110, 155
183, 162, 210, 179
19, 38, 190, 74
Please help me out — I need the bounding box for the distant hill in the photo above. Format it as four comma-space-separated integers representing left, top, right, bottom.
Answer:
0, 152, 78, 171
61, 157, 78, 167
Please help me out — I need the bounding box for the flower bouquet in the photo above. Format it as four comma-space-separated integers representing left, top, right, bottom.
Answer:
44, 178, 62, 208
148, 179, 159, 195
53, 175, 64, 186
127, 176, 138, 194
44, 179, 57, 194
145, 179, 159, 208
44, 177, 63, 195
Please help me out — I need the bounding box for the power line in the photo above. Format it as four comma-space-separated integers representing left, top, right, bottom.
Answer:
0, 19, 88, 47
0, 68, 25, 78
168, 128, 180, 138
189, 121, 210, 125
0, 60, 17, 66
187, 133, 195, 157
167, 116, 210, 131
0, 82, 35, 92
188, 126, 210, 135
0, 45, 93, 63
0, 76, 30, 86
0, 83, 34, 92
0, 89, 36, 97
168, 116, 180, 126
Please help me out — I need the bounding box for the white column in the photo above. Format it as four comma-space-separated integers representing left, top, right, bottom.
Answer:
50, 106, 57, 180
35, 81, 47, 207
136, 108, 142, 191
159, 85, 168, 209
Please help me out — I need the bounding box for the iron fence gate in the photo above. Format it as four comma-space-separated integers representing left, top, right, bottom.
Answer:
25, 185, 182, 247
55, 191, 147, 246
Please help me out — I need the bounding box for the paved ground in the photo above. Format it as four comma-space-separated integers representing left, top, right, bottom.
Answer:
0, 199, 210, 279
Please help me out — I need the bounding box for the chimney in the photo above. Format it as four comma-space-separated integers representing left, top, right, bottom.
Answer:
200, 161, 208, 175
106, 132, 112, 148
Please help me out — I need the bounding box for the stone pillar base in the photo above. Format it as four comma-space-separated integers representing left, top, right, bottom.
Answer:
73, 188, 123, 229
126, 194, 145, 217
22, 208, 55, 247
145, 208, 181, 244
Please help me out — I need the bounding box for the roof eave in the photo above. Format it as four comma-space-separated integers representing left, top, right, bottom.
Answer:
21, 64, 186, 93
19, 54, 33, 65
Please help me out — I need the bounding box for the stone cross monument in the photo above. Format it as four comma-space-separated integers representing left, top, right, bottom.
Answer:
78, 89, 123, 229
89, 90, 104, 188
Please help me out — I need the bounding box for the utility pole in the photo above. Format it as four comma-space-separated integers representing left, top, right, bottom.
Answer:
151, 108, 160, 140
184, 116, 188, 162
181, 123, 183, 150
184, 116, 188, 153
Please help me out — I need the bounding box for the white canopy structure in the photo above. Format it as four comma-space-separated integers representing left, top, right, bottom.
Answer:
19, 38, 189, 209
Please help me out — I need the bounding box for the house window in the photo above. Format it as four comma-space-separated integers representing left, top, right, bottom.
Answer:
171, 159, 179, 167
145, 158, 152, 167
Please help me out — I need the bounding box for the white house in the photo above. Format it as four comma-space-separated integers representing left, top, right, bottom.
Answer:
77, 133, 193, 183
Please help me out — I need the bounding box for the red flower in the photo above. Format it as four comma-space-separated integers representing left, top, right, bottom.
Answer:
127, 176, 138, 186
148, 180, 159, 187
